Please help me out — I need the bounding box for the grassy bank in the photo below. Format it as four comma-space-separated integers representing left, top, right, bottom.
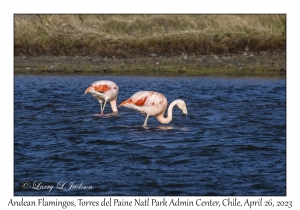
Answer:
14, 14, 286, 57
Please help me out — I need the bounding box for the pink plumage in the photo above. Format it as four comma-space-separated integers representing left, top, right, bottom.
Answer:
119, 91, 187, 126
85, 80, 119, 115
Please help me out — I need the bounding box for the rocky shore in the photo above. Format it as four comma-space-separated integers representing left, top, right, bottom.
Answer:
14, 50, 286, 75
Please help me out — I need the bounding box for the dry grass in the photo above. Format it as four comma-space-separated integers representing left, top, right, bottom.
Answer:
14, 14, 286, 57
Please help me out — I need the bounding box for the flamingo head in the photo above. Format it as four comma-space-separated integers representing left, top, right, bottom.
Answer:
177, 99, 188, 115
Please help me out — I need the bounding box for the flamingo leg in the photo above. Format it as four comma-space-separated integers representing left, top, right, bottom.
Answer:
101, 99, 108, 115
143, 115, 149, 127
98, 100, 103, 115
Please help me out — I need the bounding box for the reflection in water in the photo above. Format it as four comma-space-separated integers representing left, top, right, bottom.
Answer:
14, 75, 286, 196
92, 111, 119, 118
153, 126, 174, 130
109, 125, 188, 131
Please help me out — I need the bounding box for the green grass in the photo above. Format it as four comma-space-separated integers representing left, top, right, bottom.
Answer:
14, 14, 286, 57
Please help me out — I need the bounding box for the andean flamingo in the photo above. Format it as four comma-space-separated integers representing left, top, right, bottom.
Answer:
84, 80, 119, 115
119, 91, 187, 126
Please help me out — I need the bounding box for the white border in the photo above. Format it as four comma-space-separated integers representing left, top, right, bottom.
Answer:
2, 0, 299, 209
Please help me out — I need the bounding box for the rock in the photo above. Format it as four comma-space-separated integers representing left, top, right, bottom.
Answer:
260, 51, 267, 55
212, 55, 218, 59
181, 53, 188, 60
91, 56, 102, 62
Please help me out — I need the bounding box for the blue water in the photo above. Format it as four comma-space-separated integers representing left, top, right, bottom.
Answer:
14, 74, 286, 196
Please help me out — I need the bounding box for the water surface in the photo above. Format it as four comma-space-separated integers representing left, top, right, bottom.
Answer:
14, 75, 286, 196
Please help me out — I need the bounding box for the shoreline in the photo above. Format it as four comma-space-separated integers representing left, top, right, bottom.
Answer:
14, 51, 286, 76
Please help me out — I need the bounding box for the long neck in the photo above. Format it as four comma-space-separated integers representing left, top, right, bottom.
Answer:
155, 100, 179, 124
110, 98, 118, 112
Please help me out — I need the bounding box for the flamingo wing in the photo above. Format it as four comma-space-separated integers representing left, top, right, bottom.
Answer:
85, 80, 118, 94
119, 91, 167, 116
119, 91, 159, 106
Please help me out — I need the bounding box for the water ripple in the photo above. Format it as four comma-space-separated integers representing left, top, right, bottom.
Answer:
14, 75, 286, 196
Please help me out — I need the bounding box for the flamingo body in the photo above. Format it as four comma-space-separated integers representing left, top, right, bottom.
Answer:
85, 80, 119, 115
119, 91, 187, 126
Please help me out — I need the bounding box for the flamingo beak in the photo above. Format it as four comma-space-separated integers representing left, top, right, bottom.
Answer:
182, 108, 187, 119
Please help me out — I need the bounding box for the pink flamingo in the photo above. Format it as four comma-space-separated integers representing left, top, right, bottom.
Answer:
119, 91, 187, 126
84, 80, 118, 115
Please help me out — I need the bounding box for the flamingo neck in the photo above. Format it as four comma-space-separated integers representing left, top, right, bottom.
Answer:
155, 100, 179, 124
110, 98, 118, 112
